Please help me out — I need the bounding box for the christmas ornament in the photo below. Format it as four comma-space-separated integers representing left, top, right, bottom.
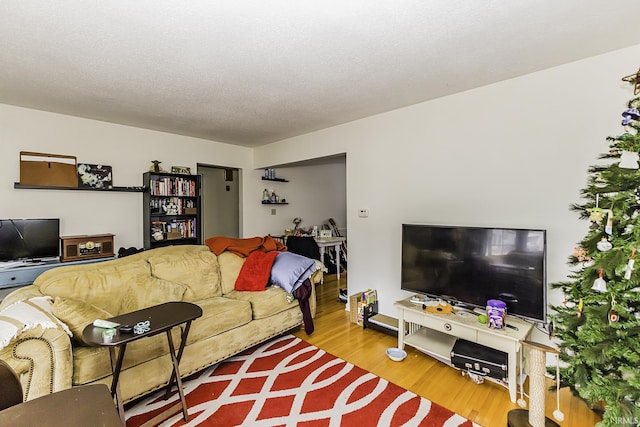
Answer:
577, 298, 583, 317
624, 248, 637, 280
622, 67, 640, 95
605, 209, 614, 234
596, 238, 613, 252
621, 108, 640, 126
619, 150, 640, 169
573, 246, 593, 260
588, 207, 604, 222
592, 269, 607, 293
608, 298, 619, 323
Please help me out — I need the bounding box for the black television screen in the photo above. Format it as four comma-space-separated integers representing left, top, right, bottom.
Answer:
0, 218, 60, 262
401, 224, 547, 323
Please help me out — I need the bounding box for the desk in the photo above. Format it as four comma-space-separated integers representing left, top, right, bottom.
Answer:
0, 384, 123, 426
314, 237, 346, 280
83, 302, 202, 423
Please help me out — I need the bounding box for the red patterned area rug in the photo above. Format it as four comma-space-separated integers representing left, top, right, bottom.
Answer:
125, 335, 480, 427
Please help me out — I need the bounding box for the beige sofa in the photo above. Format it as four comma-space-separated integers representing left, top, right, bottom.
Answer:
0, 245, 319, 403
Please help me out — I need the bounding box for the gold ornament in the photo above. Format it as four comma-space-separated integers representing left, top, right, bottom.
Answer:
622, 67, 640, 95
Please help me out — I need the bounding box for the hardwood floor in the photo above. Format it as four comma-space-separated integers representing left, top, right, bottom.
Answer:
293, 274, 601, 427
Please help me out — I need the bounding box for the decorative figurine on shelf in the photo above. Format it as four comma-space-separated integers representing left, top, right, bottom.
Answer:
150, 160, 167, 173
263, 189, 270, 201
152, 230, 164, 241
162, 201, 179, 215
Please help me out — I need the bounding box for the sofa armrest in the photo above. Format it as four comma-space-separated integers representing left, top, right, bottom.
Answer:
0, 286, 45, 310
0, 326, 73, 401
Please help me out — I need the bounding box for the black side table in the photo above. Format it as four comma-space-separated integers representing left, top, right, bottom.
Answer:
83, 301, 203, 423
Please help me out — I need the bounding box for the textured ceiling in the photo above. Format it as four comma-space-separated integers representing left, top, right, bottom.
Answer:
1, 1, 640, 147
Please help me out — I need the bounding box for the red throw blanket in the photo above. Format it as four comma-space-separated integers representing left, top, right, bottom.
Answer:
234, 251, 280, 291
205, 236, 286, 257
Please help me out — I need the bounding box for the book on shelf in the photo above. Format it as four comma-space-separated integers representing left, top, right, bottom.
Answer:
149, 176, 197, 197
150, 218, 197, 239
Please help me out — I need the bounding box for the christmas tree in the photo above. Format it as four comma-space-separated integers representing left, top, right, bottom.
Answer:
551, 69, 640, 426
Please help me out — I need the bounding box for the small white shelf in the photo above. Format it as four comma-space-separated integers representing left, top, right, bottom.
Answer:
404, 327, 456, 365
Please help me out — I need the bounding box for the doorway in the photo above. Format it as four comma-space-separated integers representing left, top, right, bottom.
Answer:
197, 164, 240, 239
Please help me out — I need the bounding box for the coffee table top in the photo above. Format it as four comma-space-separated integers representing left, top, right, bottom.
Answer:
82, 301, 202, 347
0, 384, 123, 427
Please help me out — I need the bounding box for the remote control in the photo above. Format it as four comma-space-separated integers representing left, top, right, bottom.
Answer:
119, 324, 133, 333
93, 319, 120, 329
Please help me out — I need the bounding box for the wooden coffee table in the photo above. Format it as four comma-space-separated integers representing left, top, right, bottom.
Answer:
0, 384, 123, 426
83, 301, 203, 423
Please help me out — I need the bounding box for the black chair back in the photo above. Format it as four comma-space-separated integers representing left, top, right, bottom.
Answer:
285, 236, 320, 260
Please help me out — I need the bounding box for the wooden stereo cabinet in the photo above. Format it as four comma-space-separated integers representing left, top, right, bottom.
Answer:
143, 172, 201, 250
61, 234, 115, 262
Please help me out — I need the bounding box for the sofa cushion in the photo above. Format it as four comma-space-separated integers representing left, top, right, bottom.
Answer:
185, 297, 252, 345
224, 286, 298, 320
234, 251, 279, 291
218, 251, 245, 295
148, 249, 221, 301
270, 251, 316, 293
119, 276, 187, 314
35, 259, 151, 316
51, 297, 113, 346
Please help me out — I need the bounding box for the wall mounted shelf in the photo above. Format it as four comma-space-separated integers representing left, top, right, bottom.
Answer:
14, 183, 144, 192
261, 177, 289, 182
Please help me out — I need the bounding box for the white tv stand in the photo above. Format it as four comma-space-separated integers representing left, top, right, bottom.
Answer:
394, 297, 533, 402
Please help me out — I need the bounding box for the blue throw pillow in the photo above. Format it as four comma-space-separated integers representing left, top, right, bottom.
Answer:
270, 252, 316, 294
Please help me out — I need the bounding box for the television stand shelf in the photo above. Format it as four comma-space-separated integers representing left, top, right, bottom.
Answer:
394, 297, 533, 403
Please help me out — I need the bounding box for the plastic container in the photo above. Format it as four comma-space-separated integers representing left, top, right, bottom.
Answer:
386, 348, 407, 362
486, 299, 507, 329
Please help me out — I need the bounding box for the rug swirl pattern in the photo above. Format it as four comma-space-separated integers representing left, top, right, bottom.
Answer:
125, 335, 479, 426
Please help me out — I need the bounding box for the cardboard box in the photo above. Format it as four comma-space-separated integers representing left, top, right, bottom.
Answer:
350, 293, 361, 324
20, 151, 78, 188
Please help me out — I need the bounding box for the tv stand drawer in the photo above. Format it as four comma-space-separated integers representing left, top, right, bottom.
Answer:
404, 310, 477, 341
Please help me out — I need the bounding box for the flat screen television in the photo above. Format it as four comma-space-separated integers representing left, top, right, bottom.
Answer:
401, 224, 547, 323
0, 218, 60, 262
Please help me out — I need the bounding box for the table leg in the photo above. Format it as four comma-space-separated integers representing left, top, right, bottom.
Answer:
397, 310, 405, 350
508, 346, 518, 403
319, 246, 326, 268
335, 243, 341, 280
165, 325, 190, 421
108, 346, 127, 422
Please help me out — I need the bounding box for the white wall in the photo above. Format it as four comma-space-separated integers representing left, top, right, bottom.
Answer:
0, 105, 253, 249
243, 159, 347, 238
255, 44, 640, 323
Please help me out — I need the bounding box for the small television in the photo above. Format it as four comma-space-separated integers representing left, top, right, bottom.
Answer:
401, 224, 547, 323
0, 218, 60, 262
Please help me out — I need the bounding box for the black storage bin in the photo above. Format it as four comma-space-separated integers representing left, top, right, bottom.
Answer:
451, 339, 508, 382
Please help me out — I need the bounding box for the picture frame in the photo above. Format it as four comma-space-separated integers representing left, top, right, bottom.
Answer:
171, 166, 191, 175
77, 163, 113, 189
